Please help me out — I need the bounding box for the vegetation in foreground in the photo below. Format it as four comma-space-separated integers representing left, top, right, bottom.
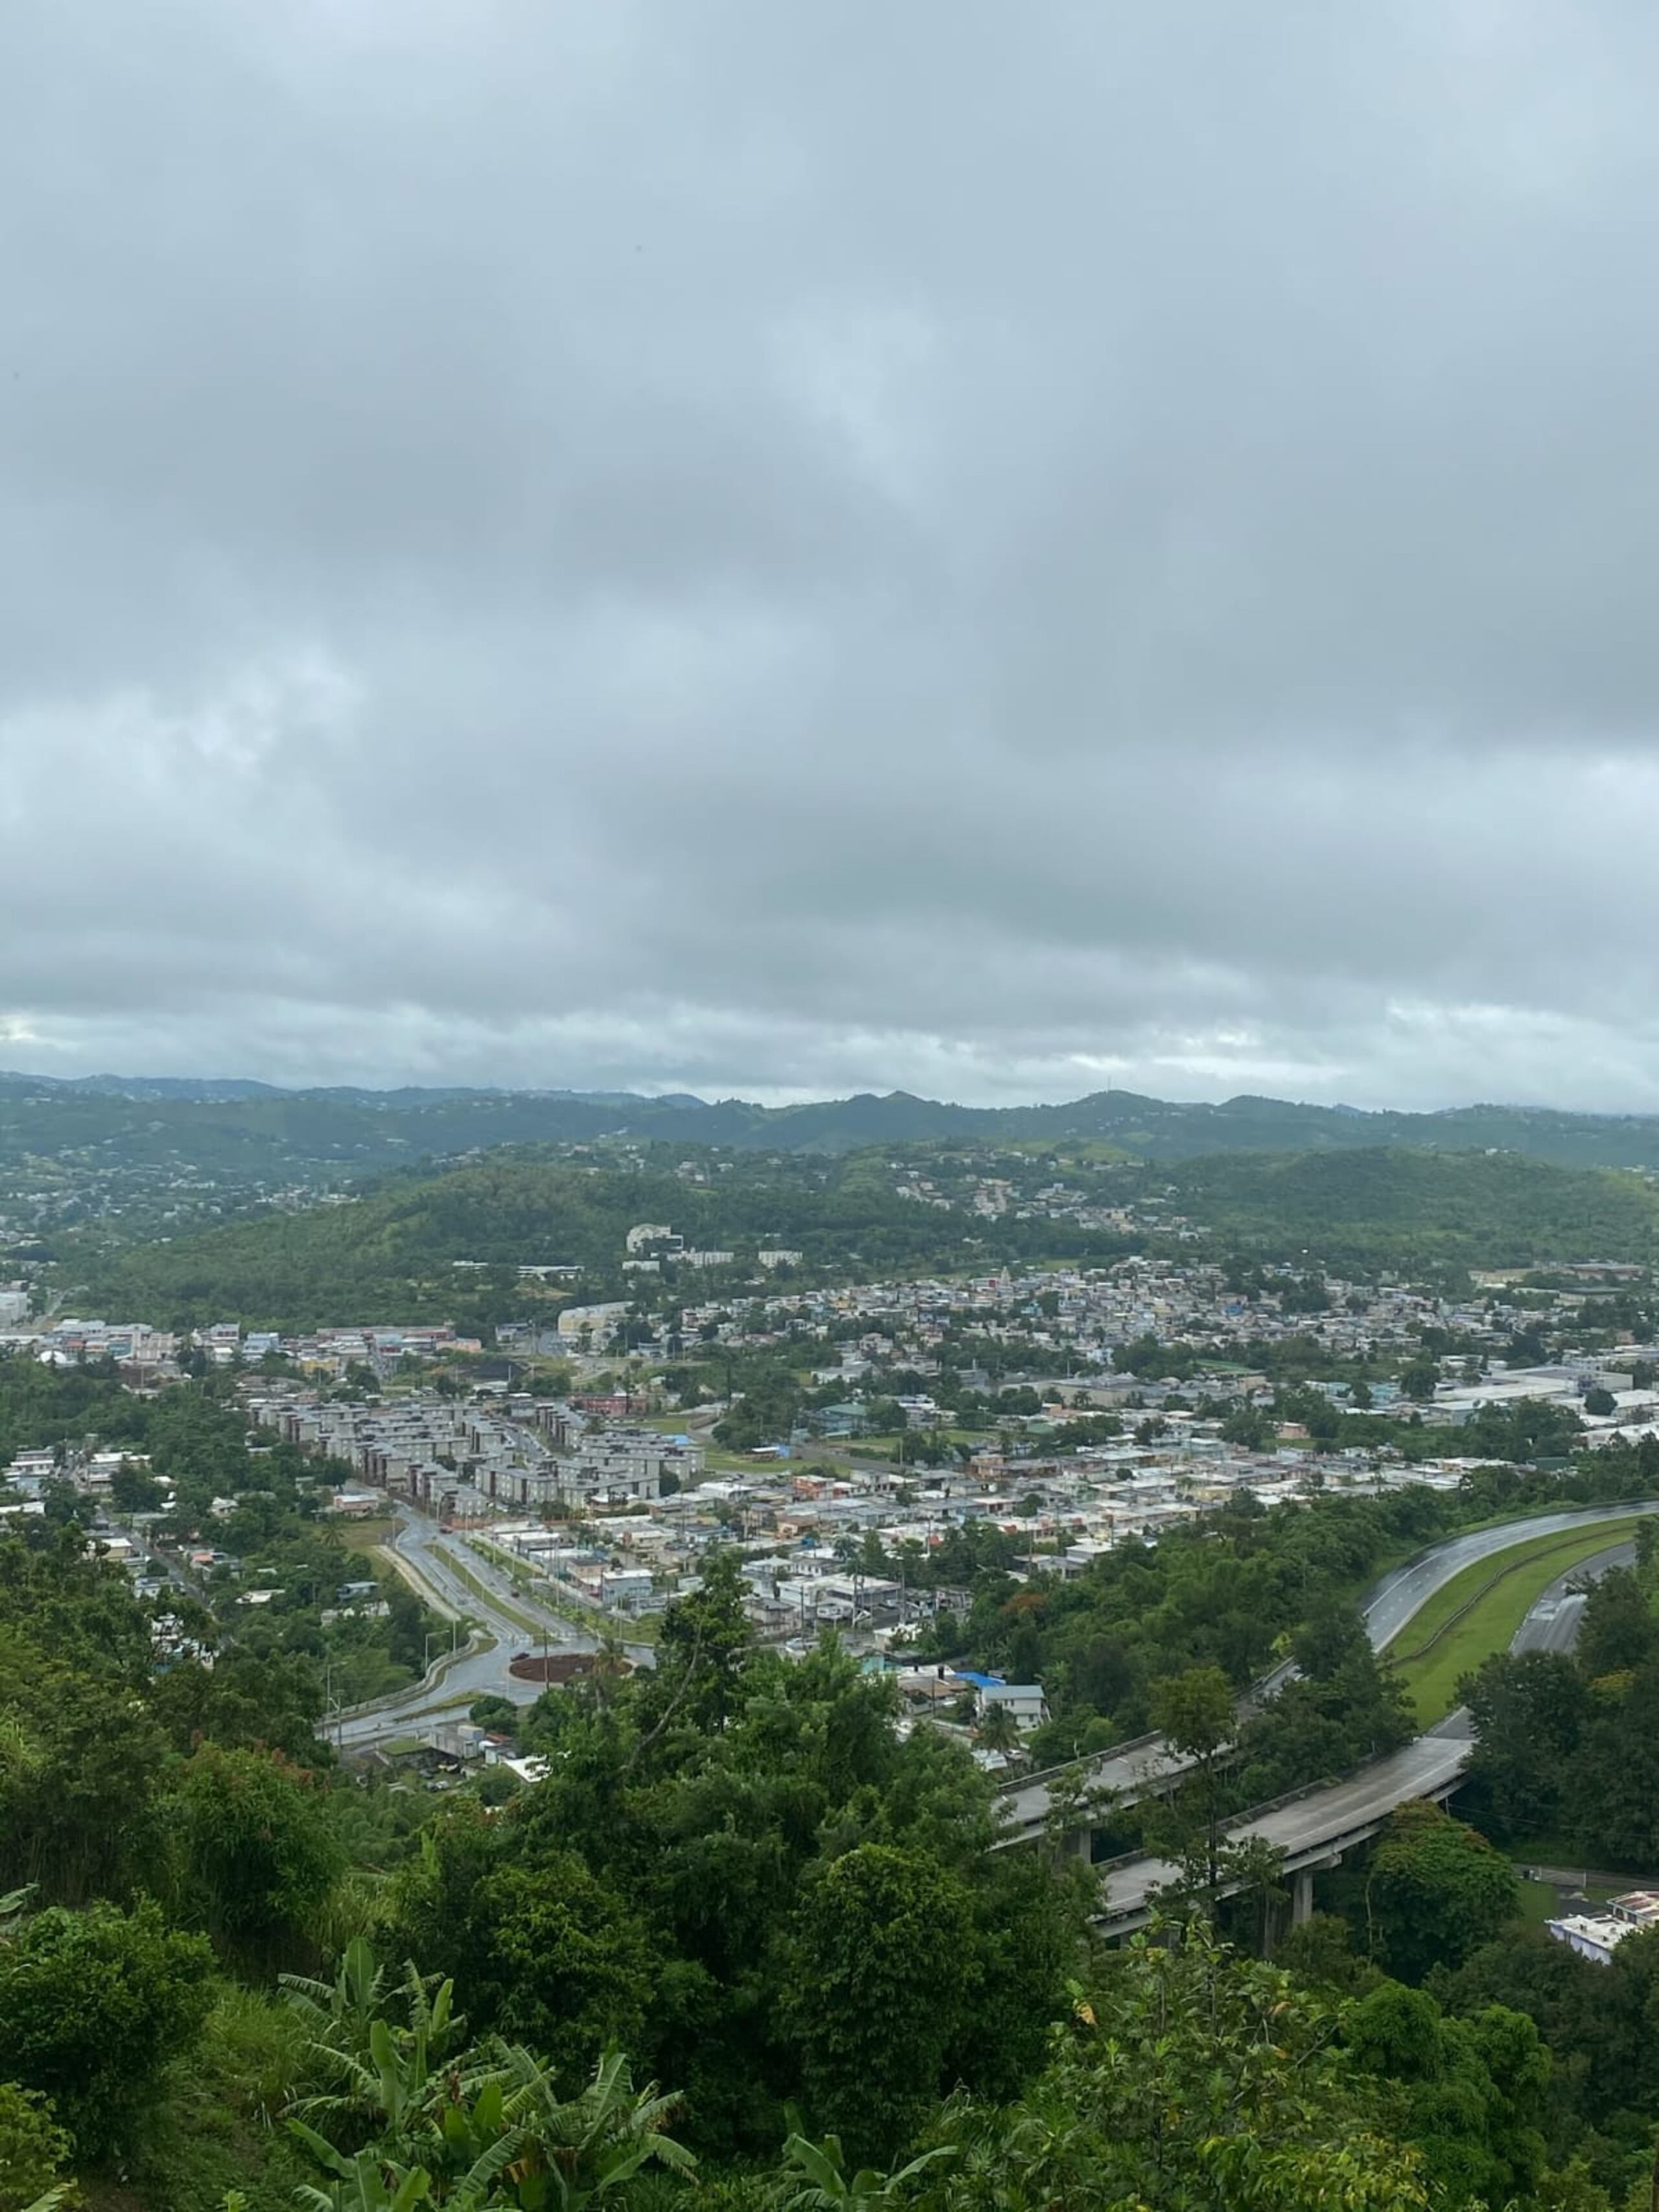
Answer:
5, 1360, 1659, 2207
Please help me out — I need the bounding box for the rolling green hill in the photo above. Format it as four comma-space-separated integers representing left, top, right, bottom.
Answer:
1168, 1147, 1659, 1268
13, 1069, 1659, 1192
60, 1139, 1659, 1329
63, 1148, 1120, 1330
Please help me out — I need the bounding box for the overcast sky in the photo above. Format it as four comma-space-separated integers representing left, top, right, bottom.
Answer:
5, 3, 1659, 1108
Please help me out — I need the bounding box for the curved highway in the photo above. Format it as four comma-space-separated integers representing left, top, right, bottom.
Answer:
1511, 1537, 1636, 1657
1360, 1503, 1659, 1646
996, 1500, 1659, 1843
332, 1508, 637, 1749
1092, 1523, 1643, 1931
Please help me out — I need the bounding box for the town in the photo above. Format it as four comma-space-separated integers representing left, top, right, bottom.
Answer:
9, 1234, 1659, 1654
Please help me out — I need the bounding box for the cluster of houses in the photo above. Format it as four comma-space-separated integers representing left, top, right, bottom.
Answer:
0, 1312, 483, 1380
1548, 1891, 1659, 1965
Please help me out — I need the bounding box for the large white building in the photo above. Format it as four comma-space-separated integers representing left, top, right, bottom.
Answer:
1547, 1891, 1659, 1965
556, 1302, 633, 1346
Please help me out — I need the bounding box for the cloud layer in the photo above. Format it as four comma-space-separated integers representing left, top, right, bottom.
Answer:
5, 1, 1659, 1107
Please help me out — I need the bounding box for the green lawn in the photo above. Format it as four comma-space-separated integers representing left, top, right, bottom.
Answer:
336, 1515, 397, 1554
702, 1447, 770, 1474
1389, 1517, 1643, 1725
1514, 1876, 1560, 1926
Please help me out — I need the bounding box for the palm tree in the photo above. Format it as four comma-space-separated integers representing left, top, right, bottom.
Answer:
975, 1702, 1022, 1758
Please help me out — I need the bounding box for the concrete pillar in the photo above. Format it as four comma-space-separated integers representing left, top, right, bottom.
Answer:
1071, 1823, 1094, 1863
1292, 1867, 1314, 1925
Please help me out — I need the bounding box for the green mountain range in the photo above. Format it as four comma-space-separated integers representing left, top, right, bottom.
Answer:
10, 1070, 1659, 1181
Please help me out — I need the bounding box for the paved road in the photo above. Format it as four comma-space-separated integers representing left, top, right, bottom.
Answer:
997, 1502, 1659, 1838
332, 1511, 597, 1748
1095, 1527, 1636, 1927
1360, 1504, 1659, 1647
1510, 1539, 1634, 1655
1097, 1724, 1476, 1925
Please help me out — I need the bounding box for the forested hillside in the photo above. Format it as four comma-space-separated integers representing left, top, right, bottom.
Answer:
61, 1139, 1659, 1329
14, 1067, 1659, 1192
1171, 1148, 1659, 1268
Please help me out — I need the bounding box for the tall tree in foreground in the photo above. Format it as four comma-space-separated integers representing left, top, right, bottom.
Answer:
926, 1920, 1428, 2212
1363, 1800, 1520, 1984
1147, 1662, 1236, 1898
782, 1843, 975, 2167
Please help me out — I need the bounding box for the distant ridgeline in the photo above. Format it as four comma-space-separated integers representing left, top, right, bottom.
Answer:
9, 1068, 1659, 1176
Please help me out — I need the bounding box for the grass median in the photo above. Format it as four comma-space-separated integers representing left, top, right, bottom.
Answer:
435, 1543, 546, 1640
1389, 1517, 1643, 1727
468, 1537, 664, 1646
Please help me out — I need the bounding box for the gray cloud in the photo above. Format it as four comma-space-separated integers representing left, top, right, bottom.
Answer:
5, 0, 1659, 1108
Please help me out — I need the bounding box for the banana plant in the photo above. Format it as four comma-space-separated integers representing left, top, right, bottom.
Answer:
284, 1938, 462, 2152
290, 2132, 529, 2212
280, 1944, 693, 2209
469, 2043, 696, 2210
290, 2143, 437, 2212
0, 1882, 36, 1933
772, 2121, 956, 2211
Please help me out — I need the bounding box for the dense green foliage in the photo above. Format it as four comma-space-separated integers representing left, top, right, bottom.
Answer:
385, 1563, 1076, 2169
0, 1900, 216, 2161
1165, 1148, 1659, 1268
1461, 1519, 1659, 1865
922, 1485, 1439, 1778
933, 1920, 1434, 2212
56, 1127, 1659, 1332
8, 1347, 1659, 2206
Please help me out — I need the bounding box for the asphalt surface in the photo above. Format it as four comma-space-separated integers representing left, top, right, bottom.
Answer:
332, 1509, 608, 1749
1093, 1525, 1638, 1926
1509, 1539, 1634, 1655
997, 1501, 1659, 1837
1359, 1503, 1659, 1647
1096, 1726, 1476, 1924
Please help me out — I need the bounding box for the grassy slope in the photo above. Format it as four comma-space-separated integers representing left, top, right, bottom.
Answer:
1167, 1148, 1659, 1267
1388, 1517, 1643, 1725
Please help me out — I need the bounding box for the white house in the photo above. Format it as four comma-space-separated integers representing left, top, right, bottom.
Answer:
977, 1682, 1050, 1732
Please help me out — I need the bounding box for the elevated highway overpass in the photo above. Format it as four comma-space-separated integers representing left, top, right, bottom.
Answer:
993, 1500, 1659, 1850
1088, 1531, 1640, 1937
